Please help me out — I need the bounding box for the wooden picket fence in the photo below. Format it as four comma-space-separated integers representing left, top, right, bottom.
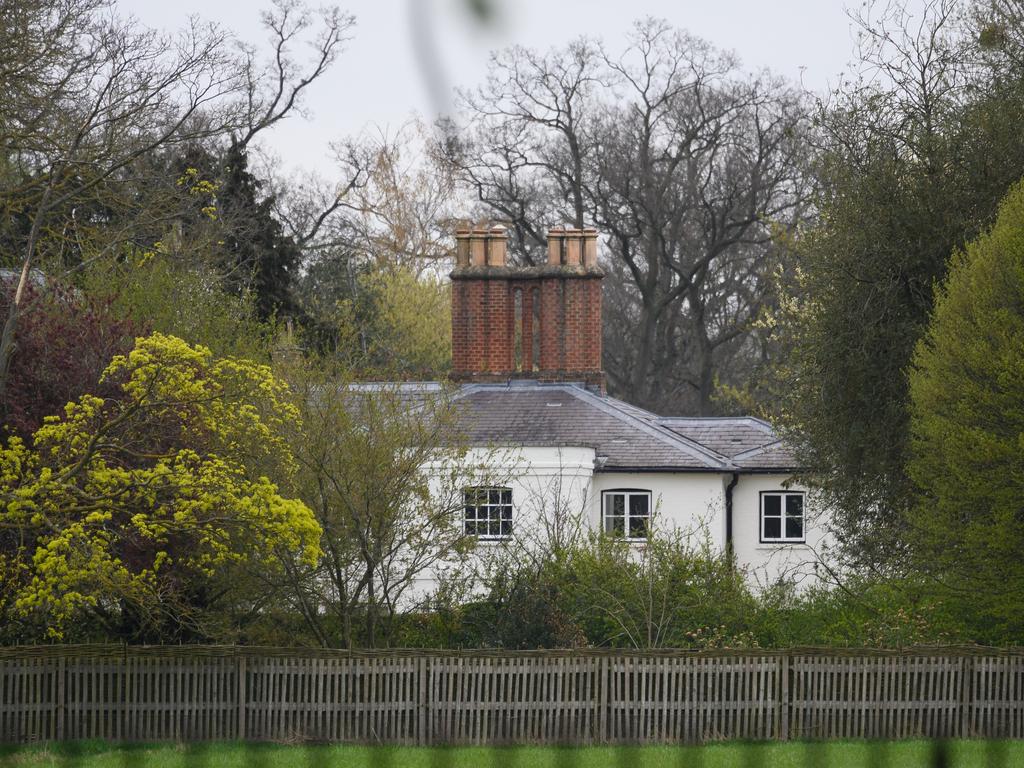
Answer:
1, 645, 1023, 744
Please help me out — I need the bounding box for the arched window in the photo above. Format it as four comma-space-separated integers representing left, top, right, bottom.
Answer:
602, 489, 652, 540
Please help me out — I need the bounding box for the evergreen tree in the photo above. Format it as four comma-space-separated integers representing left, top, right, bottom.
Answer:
907, 179, 1024, 641
218, 141, 304, 323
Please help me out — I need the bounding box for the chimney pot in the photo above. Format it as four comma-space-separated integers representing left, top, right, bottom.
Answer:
488, 225, 507, 266
583, 227, 598, 267
547, 227, 565, 265
455, 226, 471, 267
470, 227, 488, 266
564, 228, 583, 266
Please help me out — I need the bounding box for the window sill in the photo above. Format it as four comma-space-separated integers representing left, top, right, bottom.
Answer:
756, 542, 807, 549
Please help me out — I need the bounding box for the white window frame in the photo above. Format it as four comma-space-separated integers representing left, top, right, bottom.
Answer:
602, 489, 652, 541
759, 491, 806, 544
463, 486, 513, 540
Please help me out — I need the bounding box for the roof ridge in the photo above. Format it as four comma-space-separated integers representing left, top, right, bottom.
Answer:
657, 415, 775, 431
731, 439, 785, 461
565, 386, 733, 469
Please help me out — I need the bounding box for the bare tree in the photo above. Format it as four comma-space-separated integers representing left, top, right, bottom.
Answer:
447, 19, 812, 414
284, 122, 460, 366
0, 0, 358, 401
284, 120, 461, 274
237, 0, 354, 148
275, 365, 505, 648
0, 1, 241, 393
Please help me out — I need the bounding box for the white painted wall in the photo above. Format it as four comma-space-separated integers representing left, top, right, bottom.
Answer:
731, 473, 829, 588
589, 472, 830, 588
413, 453, 832, 603
414, 445, 598, 601
587, 472, 726, 548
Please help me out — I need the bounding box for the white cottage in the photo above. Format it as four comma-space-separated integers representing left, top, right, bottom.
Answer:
417, 224, 828, 588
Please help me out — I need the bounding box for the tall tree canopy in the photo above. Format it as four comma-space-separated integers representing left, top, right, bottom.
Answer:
775, 0, 1024, 567
447, 19, 811, 415
0, 0, 358, 405
907, 180, 1024, 641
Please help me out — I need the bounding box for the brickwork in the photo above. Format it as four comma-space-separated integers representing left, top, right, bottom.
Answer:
450, 226, 604, 387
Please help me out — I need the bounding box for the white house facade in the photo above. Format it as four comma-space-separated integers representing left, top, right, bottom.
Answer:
441, 384, 828, 589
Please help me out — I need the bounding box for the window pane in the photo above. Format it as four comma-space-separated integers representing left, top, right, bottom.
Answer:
606, 494, 625, 517
629, 494, 649, 517
785, 494, 804, 516
763, 494, 781, 517
785, 516, 803, 539
463, 486, 513, 538
605, 516, 624, 535
763, 517, 781, 540
629, 515, 648, 539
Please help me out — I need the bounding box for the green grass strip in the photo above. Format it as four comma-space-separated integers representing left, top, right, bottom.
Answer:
0, 739, 1019, 768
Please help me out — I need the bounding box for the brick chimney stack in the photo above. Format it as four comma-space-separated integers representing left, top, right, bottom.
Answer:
450, 223, 604, 389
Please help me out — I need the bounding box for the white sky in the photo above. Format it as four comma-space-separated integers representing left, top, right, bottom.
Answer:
118, 0, 886, 173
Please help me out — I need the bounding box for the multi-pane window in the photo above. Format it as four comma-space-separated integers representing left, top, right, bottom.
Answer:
603, 490, 651, 540
760, 491, 805, 543
463, 487, 513, 539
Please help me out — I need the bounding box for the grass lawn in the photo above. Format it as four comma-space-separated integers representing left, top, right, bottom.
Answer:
0, 740, 1021, 768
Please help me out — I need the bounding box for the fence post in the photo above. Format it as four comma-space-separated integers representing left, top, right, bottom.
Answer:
779, 653, 790, 741
236, 655, 247, 741
55, 656, 65, 741
417, 656, 427, 746
959, 655, 971, 738
598, 655, 608, 743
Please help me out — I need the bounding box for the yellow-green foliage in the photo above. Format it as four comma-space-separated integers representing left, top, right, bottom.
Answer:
366, 269, 451, 374
0, 333, 320, 637
908, 180, 1024, 640
332, 267, 451, 377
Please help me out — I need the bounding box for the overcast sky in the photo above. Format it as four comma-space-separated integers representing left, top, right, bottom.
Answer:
118, 0, 892, 173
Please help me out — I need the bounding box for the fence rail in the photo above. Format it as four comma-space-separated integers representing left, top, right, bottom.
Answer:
2, 646, 1023, 744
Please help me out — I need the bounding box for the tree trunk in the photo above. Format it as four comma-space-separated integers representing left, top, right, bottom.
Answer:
0, 184, 51, 403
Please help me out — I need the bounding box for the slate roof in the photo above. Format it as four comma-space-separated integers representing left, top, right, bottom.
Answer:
656, 417, 777, 458
447, 381, 798, 473
343, 380, 797, 472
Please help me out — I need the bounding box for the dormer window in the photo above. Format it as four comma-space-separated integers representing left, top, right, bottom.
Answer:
463, 487, 513, 540
603, 489, 651, 540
